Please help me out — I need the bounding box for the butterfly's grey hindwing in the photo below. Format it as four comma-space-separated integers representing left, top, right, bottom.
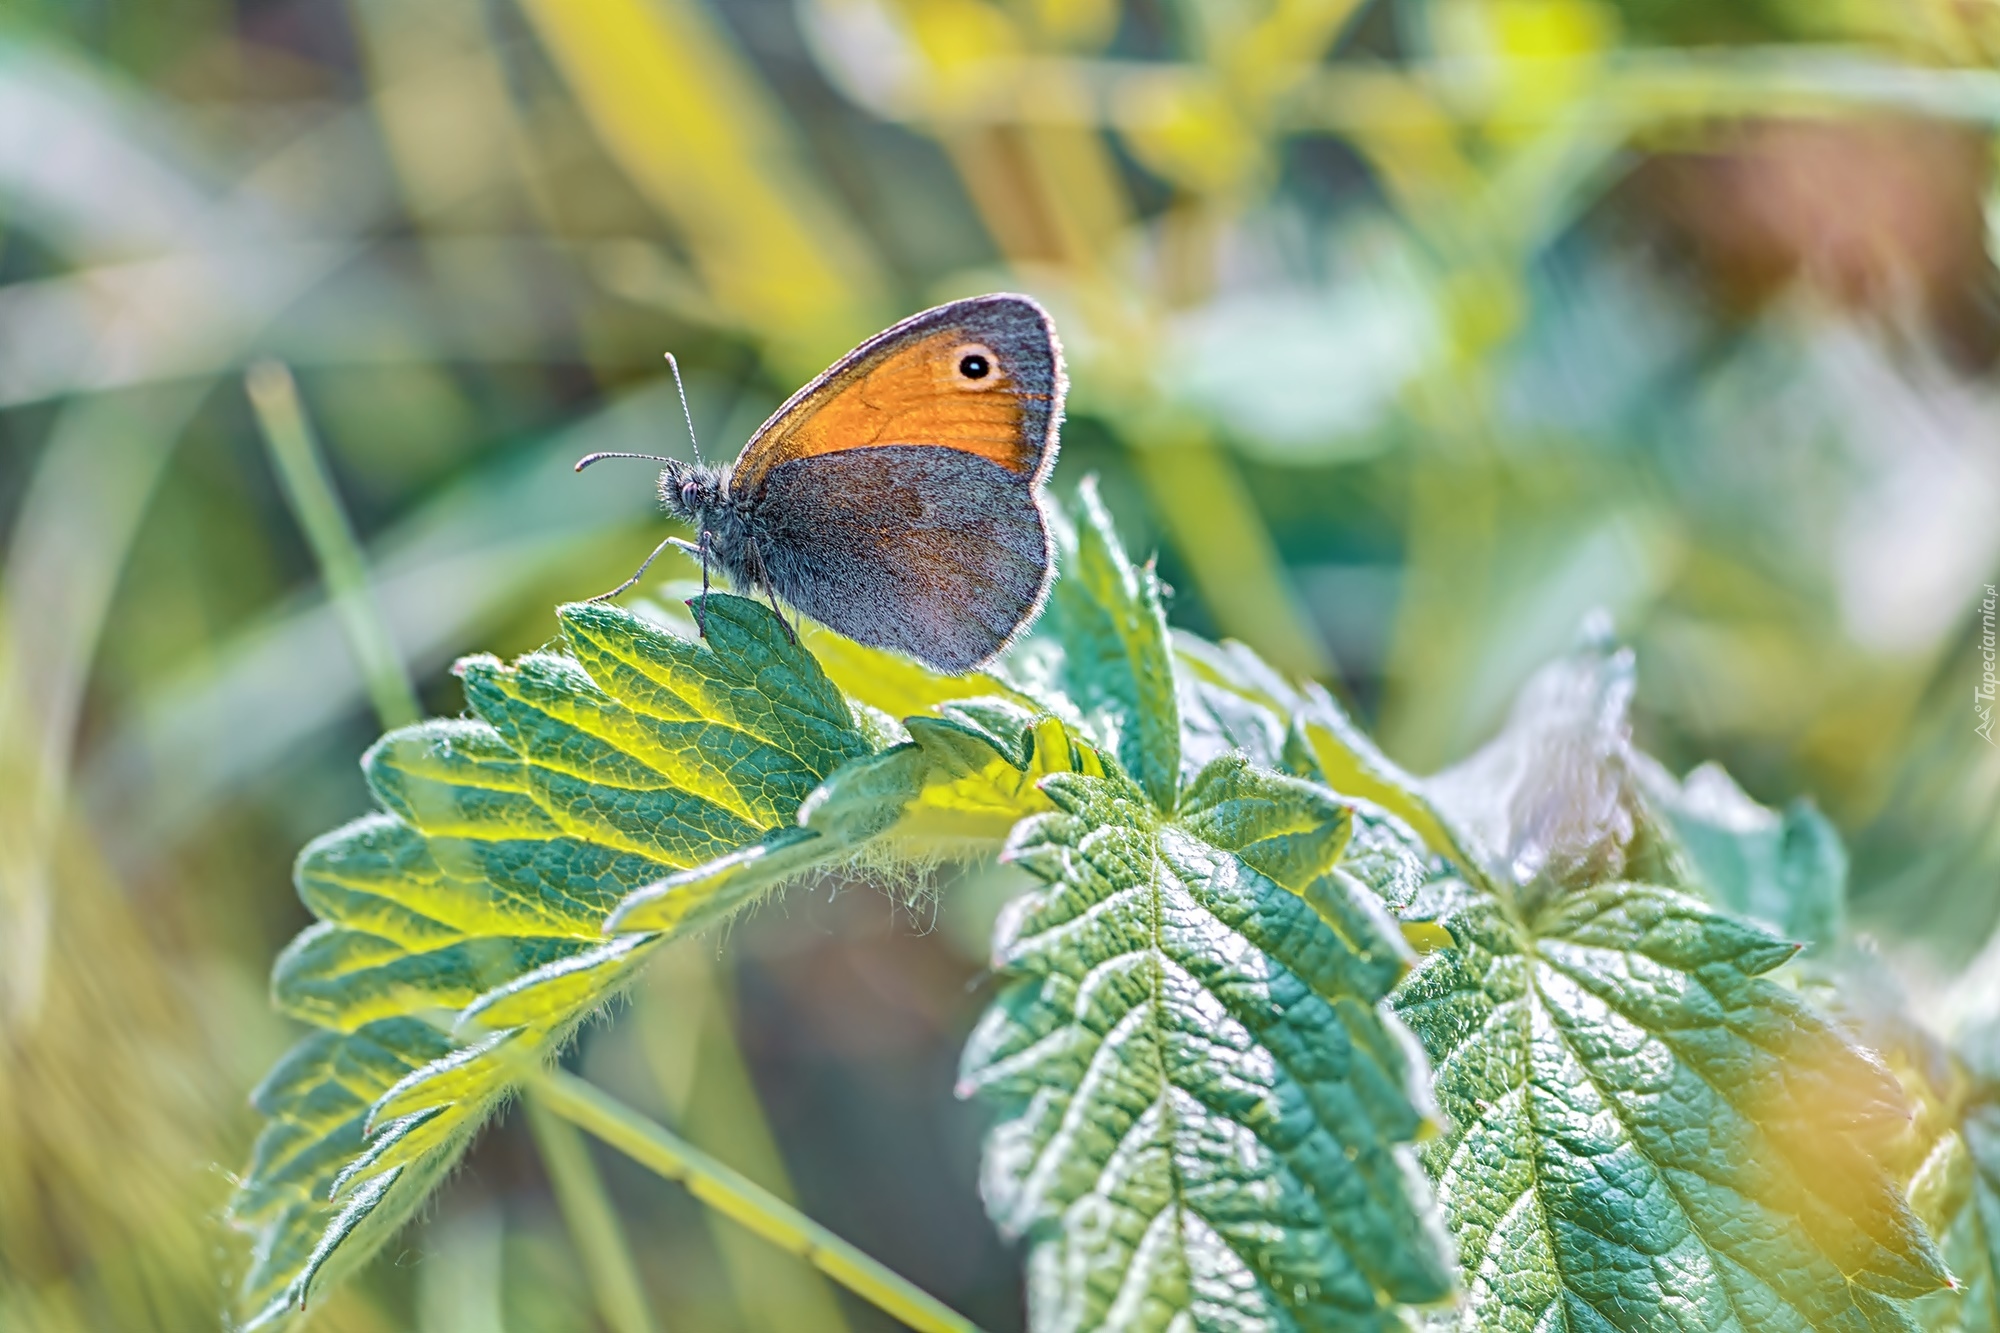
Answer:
753, 446, 1052, 673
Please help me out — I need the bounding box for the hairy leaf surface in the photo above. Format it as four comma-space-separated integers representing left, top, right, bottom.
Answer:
1030, 477, 1181, 812
608, 699, 1108, 933
228, 595, 869, 1327
1916, 1114, 2000, 1333
1172, 630, 1465, 868
804, 621, 1030, 721
1393, 880, 1950, 1332
962, 758, 1457, 1332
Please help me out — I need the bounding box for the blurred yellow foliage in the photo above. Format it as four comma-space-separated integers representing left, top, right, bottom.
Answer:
1117, 71, 1269, 195
520, 0, 886, 374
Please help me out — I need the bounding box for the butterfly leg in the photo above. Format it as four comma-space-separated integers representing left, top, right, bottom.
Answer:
745, 537, 797, 645
694, 528, 712, 638
588, 532, 678, 604
768, 588, 796, 645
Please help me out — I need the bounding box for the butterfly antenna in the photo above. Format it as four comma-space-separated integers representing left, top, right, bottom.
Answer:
664, 351, 703, 465
573, 451, 677, 472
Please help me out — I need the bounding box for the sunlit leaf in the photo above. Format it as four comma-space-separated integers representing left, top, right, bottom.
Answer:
1900, 1020, 2000, 1333
1394, 877, 1948, 1331
804, 623, 1032, 722
961, 756, 1458, 1332
1173, 631, 1295, 775
1171, 628, 1467, 868
1031, 477, 1182, 812
1385, 625, 1954, 1333
1911, 1117, 2000, 1333
227, 595, 870, 1327
608, 699, 1110, 933
1421, 621, 1646, 894
1391, 626, 1950, 1330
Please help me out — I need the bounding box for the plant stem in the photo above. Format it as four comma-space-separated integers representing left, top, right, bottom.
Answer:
525, 1091, 661, 1333
640, 942, 853, 1332
245, 359, 421, 731
531, 1068, 987, 1333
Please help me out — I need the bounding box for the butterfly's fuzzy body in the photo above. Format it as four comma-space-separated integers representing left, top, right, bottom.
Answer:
658, 459, 745, 578
643, 294, 1065, 675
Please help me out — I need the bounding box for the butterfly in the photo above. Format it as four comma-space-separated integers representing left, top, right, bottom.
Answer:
578, 294, 1066, 674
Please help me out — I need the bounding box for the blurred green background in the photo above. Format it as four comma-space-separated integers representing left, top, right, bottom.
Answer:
4, 0, 1999, 1328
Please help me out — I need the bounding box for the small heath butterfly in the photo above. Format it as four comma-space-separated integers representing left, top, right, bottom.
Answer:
579, 294, 1066, 674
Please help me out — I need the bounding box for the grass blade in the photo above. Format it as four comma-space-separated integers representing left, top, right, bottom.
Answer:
246, 359, 420, 731
531, 1068, 986, 1333
524, 1092, 659, 1333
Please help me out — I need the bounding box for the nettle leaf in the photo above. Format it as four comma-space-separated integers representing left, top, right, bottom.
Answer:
1029, 477, 1181, 812
1635, 757, 1848, 950
804, 620, 1032, 722
1170, 630, 1470, 954
1422, 627, 1647, 896
1395, 883, 1948, 1332
1392, 631, 1950, 1332
961, 756, 1458, 1332
229, 1020, 459, 1321
228, 595, 871, 1327
1914, 1109, 2000, 1333
1893, 1020, 2000, 1333
1172, 630, 1466, 870
608, 698, 1110, 933
1175, 632, 1297, 776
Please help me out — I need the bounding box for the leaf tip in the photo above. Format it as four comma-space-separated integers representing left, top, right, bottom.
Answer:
449, 651, 502, 681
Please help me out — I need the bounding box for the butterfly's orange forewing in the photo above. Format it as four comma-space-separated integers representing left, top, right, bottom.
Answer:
731, 327, 1049, 493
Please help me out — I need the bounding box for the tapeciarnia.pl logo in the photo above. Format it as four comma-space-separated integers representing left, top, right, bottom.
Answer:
1979, 582, 1997, 745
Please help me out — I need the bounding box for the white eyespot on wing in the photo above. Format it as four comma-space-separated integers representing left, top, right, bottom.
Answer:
950, 342, 1005, 391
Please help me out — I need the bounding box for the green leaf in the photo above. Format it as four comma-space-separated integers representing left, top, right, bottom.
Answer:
227, 1020, 459, 1326
1173, 632, 1294, 774
608, 700, 1110, 933
1422, 625, 1645, 894
1913, 1112, 2000, 1333
228, 595, 871, 1327
803, 620, 1035, 722
1635, 757, 1848, 950
1392, 879, 1951, 1332
1033, 477, 1181, 812
1903, 1021, 2000, 1333
1392, 625, 1948, 1330
1292, 685, 1474, 881
1171, 629, 1468, 872
960, 755, 1458, 1332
